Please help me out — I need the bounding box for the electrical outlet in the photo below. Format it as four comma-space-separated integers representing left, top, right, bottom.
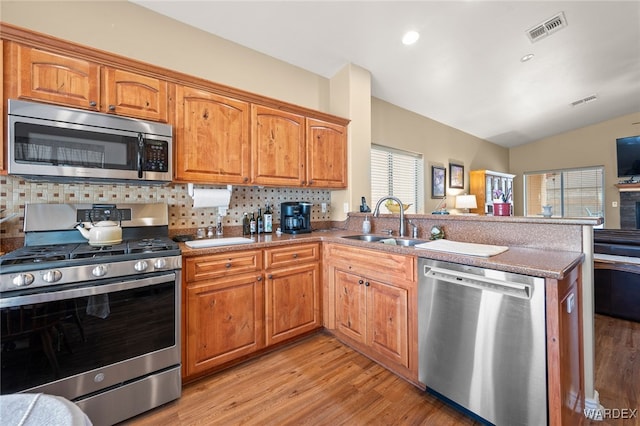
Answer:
612, 201, 618, 208
343, 202, 349, 213
321, 202, 327, 213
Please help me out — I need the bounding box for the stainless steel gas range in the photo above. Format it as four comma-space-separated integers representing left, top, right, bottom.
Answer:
0, 203, 182, 426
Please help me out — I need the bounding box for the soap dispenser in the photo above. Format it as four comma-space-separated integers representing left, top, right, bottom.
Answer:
362, 215, 371, 234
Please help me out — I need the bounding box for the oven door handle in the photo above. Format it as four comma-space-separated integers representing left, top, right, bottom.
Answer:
0, 273, 176, 308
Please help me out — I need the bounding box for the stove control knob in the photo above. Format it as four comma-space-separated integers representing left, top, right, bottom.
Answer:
92, 265, 108, 277
13, 273, 34, 287
154, 258, 167, 269
42, 270, 62, 283
134, 260, 149, 272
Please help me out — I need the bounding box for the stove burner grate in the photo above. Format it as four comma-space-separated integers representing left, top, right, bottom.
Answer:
130, 238, 175, 253
0, 244, 77, 266
72, 246, 128, 259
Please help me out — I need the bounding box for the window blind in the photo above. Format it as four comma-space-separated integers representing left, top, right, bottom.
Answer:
524, 166, 604, 221
371, 145, 424, 214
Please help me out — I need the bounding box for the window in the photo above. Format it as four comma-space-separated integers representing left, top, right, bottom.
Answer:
371, 144, 424, 213
524, 166, 604, 221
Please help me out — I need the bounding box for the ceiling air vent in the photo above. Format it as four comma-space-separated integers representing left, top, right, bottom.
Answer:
571, 94, 598, 107
526, 12, 568, 43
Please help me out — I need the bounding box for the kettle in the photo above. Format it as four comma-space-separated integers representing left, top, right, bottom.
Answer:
76, 221, 123, 246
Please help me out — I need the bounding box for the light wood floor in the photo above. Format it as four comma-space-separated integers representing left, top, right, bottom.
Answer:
124, 314, 639, 426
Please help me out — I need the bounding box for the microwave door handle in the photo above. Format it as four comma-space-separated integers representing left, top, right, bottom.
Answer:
137, 133, 144, 178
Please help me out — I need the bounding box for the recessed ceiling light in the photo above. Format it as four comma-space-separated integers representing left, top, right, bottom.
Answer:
402, 30, 420, 45
521, 53, 535, 62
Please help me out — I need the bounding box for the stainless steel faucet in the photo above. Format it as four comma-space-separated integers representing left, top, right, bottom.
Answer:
373, 196, 406, 237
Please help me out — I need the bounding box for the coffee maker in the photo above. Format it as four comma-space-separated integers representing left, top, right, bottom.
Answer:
280, 202, 312, 234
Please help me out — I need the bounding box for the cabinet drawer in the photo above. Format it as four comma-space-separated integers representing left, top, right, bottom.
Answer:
326, 243, 415, 282
185, 250, 262, 283
265, 243, 320, 269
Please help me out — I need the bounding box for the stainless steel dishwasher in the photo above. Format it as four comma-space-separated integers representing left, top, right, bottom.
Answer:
418, 258, 547, 426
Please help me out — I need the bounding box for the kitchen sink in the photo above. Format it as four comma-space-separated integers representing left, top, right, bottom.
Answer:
341, 235, 427, 247
341, 235, 386, 242
387, 238, 428, 247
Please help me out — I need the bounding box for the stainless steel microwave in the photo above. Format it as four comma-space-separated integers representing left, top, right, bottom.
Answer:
7, 99, 173, 184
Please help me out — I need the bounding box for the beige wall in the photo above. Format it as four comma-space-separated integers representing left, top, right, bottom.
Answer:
510, 112, 640, 229
1, 0, 330, 112
371, 98, 509, 213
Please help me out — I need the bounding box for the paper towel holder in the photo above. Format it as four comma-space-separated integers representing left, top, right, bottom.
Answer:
187, 183, 233, 216
187, 183, 233, 198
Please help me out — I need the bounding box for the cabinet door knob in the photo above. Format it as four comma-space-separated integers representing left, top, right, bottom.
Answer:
268, 274, 273, 279
256, 275, 262, 281
225, 263, 232, 268
292, 253, 298, 258
358, 279, 364, 285
108, 104, 116, 111
365, 281, 370, 287
89, 100, 97, 107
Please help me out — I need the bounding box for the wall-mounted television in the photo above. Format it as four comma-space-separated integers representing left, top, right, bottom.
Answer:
616, 135, 640, 178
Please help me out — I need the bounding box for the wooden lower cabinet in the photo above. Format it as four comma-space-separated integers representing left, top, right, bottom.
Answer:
265, 263, 320, 345
334, 269, 409, 368
264, 243, 321, 345
324, 243, 417, 384
183, 249, 263, 379
185, 272, 264, 377
183, 243, 322, 381
546, 264, 585, 426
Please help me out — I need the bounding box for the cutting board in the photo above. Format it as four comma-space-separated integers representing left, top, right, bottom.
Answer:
414, 239, 508, 257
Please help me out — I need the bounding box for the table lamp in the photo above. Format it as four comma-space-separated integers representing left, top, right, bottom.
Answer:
455, 194, 477, 214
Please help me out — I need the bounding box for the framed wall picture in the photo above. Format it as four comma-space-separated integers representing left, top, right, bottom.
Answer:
449, 163, 464, 188
432, 166, 446, 198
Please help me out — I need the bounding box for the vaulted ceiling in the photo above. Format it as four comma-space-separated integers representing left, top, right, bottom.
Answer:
132, 1, 640, 147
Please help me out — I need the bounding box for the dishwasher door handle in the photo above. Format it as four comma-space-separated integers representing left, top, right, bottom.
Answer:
425, 266, 532, 299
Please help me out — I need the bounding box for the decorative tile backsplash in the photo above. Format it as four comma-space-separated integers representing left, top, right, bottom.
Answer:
0, 176, 331, 239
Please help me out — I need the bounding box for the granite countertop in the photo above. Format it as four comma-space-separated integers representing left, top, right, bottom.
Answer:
179, 229, 584, 280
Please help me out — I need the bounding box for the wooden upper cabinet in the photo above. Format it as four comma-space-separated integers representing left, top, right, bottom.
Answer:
102, 68, 168, 122
11, 43, 100, 110
306, 118, 347, 188
251, 104, 305, 186
8, 43, 169, 122
174, 85, 250, 184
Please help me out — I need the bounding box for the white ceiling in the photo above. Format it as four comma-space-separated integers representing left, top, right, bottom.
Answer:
131, 0, 640, 148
